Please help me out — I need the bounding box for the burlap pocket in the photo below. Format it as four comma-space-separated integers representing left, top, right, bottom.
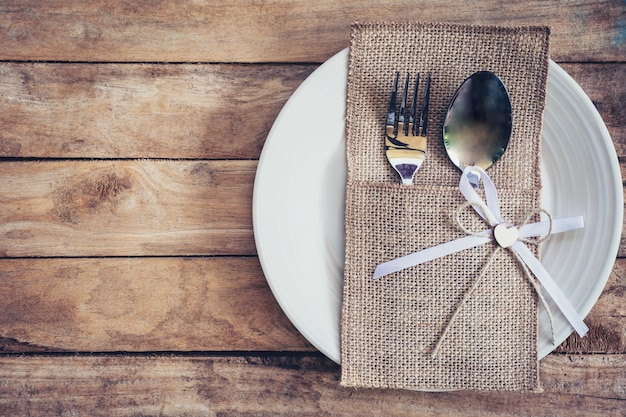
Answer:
341, 180, 540, 391
340, 22, 550, 392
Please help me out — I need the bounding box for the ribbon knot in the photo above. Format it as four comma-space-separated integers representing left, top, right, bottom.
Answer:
373, 166, 588, 356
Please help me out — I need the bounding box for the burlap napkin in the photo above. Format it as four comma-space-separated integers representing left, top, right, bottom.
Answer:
341, 22, 550, 392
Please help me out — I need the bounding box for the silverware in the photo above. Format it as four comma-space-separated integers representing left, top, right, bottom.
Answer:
443, 71, 512, 187
385, 72, 431, 185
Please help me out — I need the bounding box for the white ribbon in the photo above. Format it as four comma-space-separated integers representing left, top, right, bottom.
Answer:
373, 166, 588, 340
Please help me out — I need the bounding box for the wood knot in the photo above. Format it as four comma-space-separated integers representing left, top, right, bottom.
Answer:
52, 170, 132, 224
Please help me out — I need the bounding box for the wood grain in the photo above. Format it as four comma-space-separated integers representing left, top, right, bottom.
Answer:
0, 63, 315, 158
0, 354, 623, 416
0, 256, 622, 353
0, 257, 311, 352
0, 1, 624, 63
0, 63, 624, 159
0, 160, 256, 257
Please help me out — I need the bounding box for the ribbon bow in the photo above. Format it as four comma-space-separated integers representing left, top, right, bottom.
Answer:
373, 166, 588, 354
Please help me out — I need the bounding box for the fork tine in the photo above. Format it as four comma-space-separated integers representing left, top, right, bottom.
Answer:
386, 72, 400, 134
399, 73, 410, 135
419, 73, 431, 136
410, 73, 420, 136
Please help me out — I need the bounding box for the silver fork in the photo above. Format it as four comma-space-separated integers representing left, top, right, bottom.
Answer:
385, 72, 431, 185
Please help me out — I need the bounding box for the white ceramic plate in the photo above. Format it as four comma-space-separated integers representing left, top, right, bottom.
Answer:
253, 49, 622, 363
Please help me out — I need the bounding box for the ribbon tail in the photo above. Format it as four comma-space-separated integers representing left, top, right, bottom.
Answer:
519, 216, 584, 238
373, 234, 492, 279
512, 241, 589, 338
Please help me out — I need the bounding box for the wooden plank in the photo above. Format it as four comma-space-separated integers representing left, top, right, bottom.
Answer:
0, 1, 624, 63
0, 160, 256, 257
0, 62, 315, 158
0, 255, 622, 353
1, 63, 624, 159
0, 158, 623, 260
0, 257, 311, 352
0, 354, 622, 416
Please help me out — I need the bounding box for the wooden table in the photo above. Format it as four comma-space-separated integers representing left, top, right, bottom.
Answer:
0, 1, 624, 415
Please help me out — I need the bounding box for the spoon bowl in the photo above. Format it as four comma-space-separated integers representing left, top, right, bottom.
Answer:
443, 71, 512, 186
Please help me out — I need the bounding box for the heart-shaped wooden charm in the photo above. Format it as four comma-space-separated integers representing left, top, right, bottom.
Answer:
493, 223, 519, 248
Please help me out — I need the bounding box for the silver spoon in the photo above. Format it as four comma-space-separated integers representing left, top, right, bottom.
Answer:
442, 71, 512, 187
